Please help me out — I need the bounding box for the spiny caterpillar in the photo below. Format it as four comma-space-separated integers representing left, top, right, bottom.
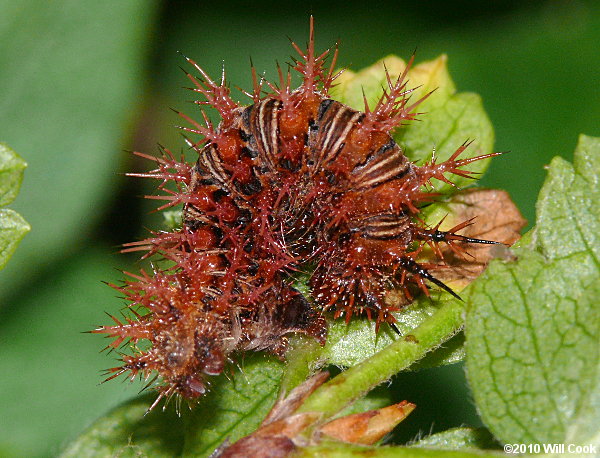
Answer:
95, 18, 501, 407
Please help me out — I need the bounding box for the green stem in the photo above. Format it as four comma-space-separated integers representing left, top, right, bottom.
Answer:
297, 299, 464, 417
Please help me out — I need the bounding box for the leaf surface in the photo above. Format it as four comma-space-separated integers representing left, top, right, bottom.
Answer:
466, 135, 600, 445
0, 144, 29, 270
411, 427, 499, 450
60, 395, 185, 458
0, 143, 26, 207
182, 354, 284, 456
0, 209, 30, 270
62, 353, 283, 458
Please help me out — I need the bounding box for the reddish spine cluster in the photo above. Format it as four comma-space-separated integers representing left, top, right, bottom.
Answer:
95, 19, 499, 405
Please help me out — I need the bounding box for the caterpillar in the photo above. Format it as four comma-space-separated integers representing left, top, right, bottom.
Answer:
95, 18, 500, 407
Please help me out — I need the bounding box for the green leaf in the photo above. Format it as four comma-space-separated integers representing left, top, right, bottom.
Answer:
288, 273, 468, 376
331, 55, 456, 118
162, 209, 182, 230
321, 295, 462, 368
63, 353, 283, 458
182, 353, 284, 456
536, 135, 600, 263
332, 55, 495, 193
0, 209, 30, 270
411, 427, 499, 450
60, 395, 185, 458
466, 135, 600, 445
0, 143, 26, 207
0, 144, 29, 270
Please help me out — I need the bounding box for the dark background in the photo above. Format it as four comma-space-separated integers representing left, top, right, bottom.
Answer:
0, 0, 598, 456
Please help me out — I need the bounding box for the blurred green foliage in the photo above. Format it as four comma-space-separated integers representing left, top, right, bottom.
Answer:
0, 143, 29, 270
0, 1, 598, 456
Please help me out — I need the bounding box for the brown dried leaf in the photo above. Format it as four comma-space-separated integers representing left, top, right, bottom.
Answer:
262, 372, 329, 425
218, 412, 321, 458
317, 401, 416, 445
216, 434, 295, 458
425, 189, 526, 290
214, 373, 329, 457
